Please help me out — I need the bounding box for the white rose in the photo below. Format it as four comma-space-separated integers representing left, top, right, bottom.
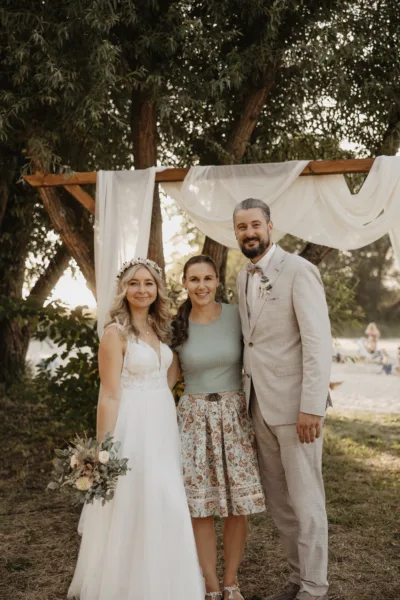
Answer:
98, 450, 110, 464
75, 476, 93, 491
70, 455, 79, 468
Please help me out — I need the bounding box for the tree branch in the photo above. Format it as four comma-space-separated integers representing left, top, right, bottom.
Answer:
28, 244, 71, 306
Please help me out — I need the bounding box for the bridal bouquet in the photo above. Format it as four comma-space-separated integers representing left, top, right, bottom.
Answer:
48, 433, 129, 505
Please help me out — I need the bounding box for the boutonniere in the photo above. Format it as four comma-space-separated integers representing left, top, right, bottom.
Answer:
259, 275, 273, 298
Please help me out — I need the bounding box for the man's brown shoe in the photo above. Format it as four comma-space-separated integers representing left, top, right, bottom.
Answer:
265, 583, 300, 600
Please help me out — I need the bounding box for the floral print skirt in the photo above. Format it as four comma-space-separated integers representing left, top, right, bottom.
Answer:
177, 389, 266, 518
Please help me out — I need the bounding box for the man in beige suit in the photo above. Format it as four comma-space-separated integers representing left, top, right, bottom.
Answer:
234, 198, 332, 600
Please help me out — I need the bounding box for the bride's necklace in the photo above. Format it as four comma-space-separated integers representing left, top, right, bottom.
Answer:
136, 318, 153, 336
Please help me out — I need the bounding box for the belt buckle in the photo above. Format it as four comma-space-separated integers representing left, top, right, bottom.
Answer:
206, 393, 221, 402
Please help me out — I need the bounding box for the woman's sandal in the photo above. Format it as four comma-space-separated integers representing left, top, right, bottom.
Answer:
223, 585, 244, 600
205, 593, 222, 599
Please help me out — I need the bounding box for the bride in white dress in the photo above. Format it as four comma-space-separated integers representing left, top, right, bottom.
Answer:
68, 258, 204, 600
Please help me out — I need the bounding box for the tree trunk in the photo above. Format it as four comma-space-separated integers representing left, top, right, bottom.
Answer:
376, 108, 400, 157
28, 244, 71, 305
131, 90, 165, 273
39, 186, 96, 295
202, 237, 228, 281
202, 236, 229, 302
0, 319, 31, 385
299, 243, 335, 266
0, 160, 35, 383
202, 78, 278, 282
224, 80, 277, 165
0, 151, 19, 230
0, 161, 75, 385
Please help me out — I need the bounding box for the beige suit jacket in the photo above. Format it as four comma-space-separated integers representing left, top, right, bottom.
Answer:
237, 245, 332, 425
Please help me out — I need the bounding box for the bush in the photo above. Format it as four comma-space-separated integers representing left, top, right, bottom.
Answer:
32, 305, 99, 437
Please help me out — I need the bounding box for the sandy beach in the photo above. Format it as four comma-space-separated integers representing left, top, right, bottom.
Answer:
329, 337, 400, 414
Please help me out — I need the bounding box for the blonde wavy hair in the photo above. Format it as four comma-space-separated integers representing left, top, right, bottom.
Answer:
104, 263, 172, 343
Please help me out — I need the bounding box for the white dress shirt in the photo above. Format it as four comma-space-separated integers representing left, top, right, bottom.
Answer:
247, 244, 276, 312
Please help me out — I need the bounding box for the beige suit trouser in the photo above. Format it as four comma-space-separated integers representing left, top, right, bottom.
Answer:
251, 390, 328, 597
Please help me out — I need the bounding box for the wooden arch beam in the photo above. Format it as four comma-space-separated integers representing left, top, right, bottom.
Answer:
24, 158, 375, 215
63, 184, 95, 214
24, 158, 375, 188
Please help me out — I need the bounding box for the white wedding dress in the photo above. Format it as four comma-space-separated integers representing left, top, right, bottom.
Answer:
68, 331, 204, 600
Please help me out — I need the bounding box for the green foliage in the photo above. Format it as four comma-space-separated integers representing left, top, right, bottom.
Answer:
4, 302, 99, 435
34, 306, 99, 436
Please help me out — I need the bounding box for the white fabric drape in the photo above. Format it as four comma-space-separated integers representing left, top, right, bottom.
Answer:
162, 156, 400, 265
95, 169, 157, 334
162, 161, 308, 246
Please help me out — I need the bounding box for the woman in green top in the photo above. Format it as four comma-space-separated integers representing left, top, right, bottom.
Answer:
172, 255, 265, 600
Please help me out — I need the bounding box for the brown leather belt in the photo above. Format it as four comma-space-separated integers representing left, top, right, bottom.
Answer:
205, 393, 222, 402
188, 390, 243, 402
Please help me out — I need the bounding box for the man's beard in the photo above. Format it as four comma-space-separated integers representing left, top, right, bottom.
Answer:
240, 237, 268, 259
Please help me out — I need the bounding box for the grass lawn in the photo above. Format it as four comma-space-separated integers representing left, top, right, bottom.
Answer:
1, 396, 399, 600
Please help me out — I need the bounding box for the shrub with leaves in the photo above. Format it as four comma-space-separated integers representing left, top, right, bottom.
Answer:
33, 304, 99, 436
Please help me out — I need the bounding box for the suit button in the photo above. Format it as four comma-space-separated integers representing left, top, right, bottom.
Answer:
249, 342, 254, 347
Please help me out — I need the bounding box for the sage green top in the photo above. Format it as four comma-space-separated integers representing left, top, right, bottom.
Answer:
176, 303, 243, 394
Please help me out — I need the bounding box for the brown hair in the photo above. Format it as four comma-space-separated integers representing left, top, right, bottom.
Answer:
171, 255, 218, 348
233, 198, 271, 223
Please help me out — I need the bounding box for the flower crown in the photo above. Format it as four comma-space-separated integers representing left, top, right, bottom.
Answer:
116, 257, 163, 280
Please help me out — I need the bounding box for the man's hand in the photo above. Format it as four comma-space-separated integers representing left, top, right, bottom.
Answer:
296, 412, 323, 444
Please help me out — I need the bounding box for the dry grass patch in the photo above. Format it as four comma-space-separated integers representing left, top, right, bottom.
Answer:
1, 395, 399, 600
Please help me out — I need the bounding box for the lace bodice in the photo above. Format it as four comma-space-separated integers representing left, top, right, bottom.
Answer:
120, 336, 173, 391
102, 323, 173, 391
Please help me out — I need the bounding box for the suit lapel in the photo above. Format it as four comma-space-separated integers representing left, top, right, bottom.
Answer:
238, 268, 250, 335
249, 246, 286, 335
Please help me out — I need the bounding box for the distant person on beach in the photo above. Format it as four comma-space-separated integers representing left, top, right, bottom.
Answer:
394, 347, 400, 376
365, 322, 381, 354
380, 349, 393, 375
357, 322, 381, 362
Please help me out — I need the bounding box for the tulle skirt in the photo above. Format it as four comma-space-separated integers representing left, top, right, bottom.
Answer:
68, 386, 204, 600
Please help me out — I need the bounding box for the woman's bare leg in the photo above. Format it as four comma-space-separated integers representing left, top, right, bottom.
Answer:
222, 515, 248, 599
192, 516, 220, 595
